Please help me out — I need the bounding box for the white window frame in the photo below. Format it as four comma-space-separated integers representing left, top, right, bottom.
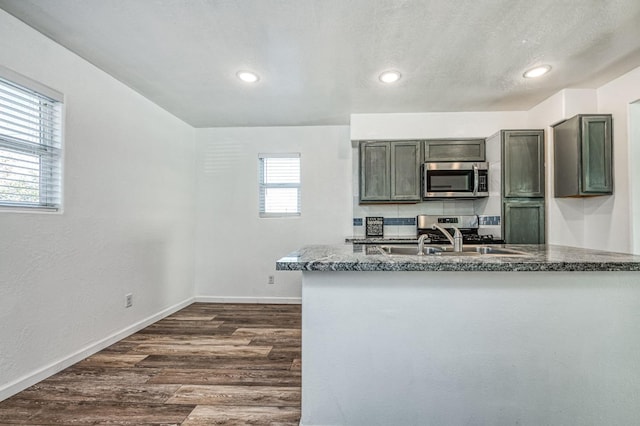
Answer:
0, 66, 64, 212
258, 153, 301, 218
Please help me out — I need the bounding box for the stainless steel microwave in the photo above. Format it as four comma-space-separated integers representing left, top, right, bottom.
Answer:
423, 162, 489, 199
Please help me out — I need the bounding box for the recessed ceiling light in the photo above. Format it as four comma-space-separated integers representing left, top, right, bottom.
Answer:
379, 70, 401, 84
523, 65, 551, 79
237, 71, 260, 83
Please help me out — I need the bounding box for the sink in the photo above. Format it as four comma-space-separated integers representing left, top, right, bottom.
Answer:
440, 246, 529, 256
378, 245, 529, 257
469, 246, 527, 255
378, 245, 443, 255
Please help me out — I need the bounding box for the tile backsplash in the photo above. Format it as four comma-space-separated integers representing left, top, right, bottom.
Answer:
352, 197, 501, 238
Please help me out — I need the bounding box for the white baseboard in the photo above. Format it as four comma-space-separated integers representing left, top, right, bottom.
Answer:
0, 297, 195, 402
195, 296, 301, 304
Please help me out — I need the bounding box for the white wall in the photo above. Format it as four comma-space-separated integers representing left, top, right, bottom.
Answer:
301, 270, 640, 425
526, 72, 640, 254
527, 89, 599, 249
0, 10, 196, 399
596, 67, 640, 254
350, 111, 528, 141
630, 101, 640, 254
194, 126, 351, 301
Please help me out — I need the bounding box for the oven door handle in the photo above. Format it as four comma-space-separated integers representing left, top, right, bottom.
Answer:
472, 163, 479, 196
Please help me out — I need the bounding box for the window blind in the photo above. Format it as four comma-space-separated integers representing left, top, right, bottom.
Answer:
258, 153, 301, 217
0, 74, 63, 210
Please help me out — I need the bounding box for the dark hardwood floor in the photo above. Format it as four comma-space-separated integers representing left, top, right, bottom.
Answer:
0, 303, 301, 425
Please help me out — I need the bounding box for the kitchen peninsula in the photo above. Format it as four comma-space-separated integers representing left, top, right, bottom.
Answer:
277, 244, 640, 426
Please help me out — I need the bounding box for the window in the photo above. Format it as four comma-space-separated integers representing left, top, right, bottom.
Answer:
258, 153, 301, 217
0, 69, 63, 211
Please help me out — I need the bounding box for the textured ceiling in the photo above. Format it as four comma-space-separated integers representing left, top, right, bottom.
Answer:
1, 0, 640, 127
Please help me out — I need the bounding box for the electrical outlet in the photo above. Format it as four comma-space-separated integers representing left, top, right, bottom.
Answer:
268, 275, 275, 285
125, 293, 133, 308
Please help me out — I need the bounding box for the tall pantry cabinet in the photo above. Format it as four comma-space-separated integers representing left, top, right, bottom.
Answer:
499, 130, 546, 244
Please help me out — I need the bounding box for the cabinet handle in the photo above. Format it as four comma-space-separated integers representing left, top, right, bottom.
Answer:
473, 163, 479, 195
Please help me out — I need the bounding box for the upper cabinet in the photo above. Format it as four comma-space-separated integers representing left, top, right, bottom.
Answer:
360, 142, 390, 201
390, 141, 422, 201
359, 140, 421, 203
502, 130, 545, 198
424, 139, 485, 162
553, 114, 613, 197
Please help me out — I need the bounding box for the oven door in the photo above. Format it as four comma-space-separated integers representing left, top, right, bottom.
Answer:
423, 163, 485, 198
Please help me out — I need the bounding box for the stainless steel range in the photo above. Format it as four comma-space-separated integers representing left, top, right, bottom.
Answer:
417, 215, 500, 244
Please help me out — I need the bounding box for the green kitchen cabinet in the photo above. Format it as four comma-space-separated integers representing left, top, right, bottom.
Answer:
503, 199, 545, 244
360, 141, 390, 201
499, 129, 545, 244
424, 139, 485, 162
502, 130, 545, 198
359, 140, 421, 203
390, 141, 422, 201
553, 114, 613, 197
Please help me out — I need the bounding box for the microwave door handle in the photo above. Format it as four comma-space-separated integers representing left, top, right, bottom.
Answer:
473, 164, 479, 195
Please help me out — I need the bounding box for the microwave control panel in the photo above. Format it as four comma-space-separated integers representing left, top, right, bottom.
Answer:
478, 174, 488, 192
437, 217, 459, 224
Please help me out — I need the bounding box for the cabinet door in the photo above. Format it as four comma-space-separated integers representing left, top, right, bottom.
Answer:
360, 142, 390, 201
581, 115, 613, 194
503, 130, 545, 198
503, 199, 545, 244
391, 141, 422, 201
424, 139, 485, 162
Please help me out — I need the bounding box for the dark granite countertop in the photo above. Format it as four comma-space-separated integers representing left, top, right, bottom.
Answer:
345, 236, 419, 244
276, 243, 640, 272
345, 236, 505, 244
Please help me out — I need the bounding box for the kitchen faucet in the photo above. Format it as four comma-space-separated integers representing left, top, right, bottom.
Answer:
417, 234, 430, 255
432, 224, 463, 252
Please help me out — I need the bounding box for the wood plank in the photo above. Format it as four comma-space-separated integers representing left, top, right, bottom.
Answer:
165, 315, 217, 321
291, 359, 301, 371
189, 307, 295, 313
130, 343, 272, 357
97, 341, 141, 354
164, 308, 217, 321
122, 335, 253, 345
13, 382, 181, 404
147, 368, 301, 386
40, 366, 162, 384
249, 336, 302, 346
136, 355, 293, 370
232, 327, 301, 337
167, 385, 300, 406
213, 313, 300, 319
212, 320, 300, 329
179, 305, 299, 314
134, 324, 232, 336
76, 353, 148, 368
267, 347, 301, 362
142, 319, 225, 328
0, 399, 194, 425
182, 405, 300, 425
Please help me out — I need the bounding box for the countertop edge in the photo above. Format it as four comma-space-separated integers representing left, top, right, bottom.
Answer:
276, 261, 640, 272
276, 244, 640, 272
